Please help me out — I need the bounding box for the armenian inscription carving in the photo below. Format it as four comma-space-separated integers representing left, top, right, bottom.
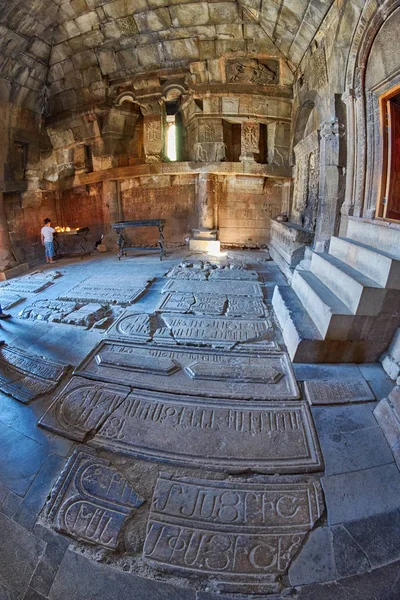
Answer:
162, 315, 273, 346
75, 341, 300, 400
60, 275, 152, 305
304, 379, 374, 405
162, 279, 263, 298
39, 376, 130, 440
0, 344, 69, 403
144, 475, 323, 593
48, 449, 144, 549
208, 269, 259, 281
91, 390, 323, 473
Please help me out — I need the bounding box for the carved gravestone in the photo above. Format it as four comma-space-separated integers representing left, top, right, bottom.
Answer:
156, 294, 195, 313
0, 344, 69, 403
18, 299, 78, 322
60, 275, 152, 305
227, 297, 266, 317
208, 268, 259, 280
304, 379, 375, 405
192, 294, 227, 316
75, 341, 300, 400
162, 279, 263, 298
47, 449, 144, 549
161, 314, 273, 347
91, 390, 323, 473
144, 475, 323, 594
62, 303, 110, 327
0, 291, 25, 309
39, 376, 131, 440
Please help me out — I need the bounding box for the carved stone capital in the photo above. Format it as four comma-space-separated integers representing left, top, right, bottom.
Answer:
320, 118, 345, 139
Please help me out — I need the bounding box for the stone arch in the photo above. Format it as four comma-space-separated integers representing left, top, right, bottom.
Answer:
343, 0, 400, 217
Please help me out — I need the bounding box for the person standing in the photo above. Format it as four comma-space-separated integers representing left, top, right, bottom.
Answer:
41, 218, 55, 264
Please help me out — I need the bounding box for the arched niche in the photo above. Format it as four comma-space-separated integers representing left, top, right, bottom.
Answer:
344, 0, 400, 218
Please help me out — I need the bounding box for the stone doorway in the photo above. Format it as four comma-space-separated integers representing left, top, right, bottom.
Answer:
376, 86, 400, 221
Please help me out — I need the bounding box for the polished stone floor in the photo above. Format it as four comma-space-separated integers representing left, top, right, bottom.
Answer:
0, 249, 399, 600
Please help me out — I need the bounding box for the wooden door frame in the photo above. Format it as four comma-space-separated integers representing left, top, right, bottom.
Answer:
377, 82, 400, 221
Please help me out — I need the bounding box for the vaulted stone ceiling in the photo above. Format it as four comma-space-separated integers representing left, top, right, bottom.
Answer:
0, 0, 335, 115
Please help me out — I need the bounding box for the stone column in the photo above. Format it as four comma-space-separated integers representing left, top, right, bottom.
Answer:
196, 173, 215, 230
0, 189, 16, 272
314, 118, 345, 252
240, 122, 260, 162
341, 88, 356, 231
102, 180, 122, 250
189, 174, 220, 253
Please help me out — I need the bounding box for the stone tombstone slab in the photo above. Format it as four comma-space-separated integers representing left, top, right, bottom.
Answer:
144, 475, 324, 594
24, 269, 62, 281
60, 275, 152, 305
18, 299, 78, 322
0, 291, 25, 309
0, 344, 69, 403
91, 390, 323, 473
39, 376, 131, 441
106, 312, 153, 342
162, 279, 264, 298
192, 294, 227, 316
208, 269, 260, 281
156, 293, 194, 313
161, 314, 273, 347
48, 449, 144, 549
75, 341, 300, 400
62, 303, 110, 327
227, 297, 266, 318
166, 267, 209, 280
304, 380, 375, 405
1, 279, 52, 294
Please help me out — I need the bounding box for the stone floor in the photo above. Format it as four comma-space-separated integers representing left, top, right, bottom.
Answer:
0, 249, 399, 600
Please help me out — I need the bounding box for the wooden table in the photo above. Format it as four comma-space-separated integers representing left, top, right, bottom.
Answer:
54, 227, 91, 259
112, 220, 167, 261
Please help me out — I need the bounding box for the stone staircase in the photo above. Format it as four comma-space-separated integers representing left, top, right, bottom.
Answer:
272, 218, 400, 362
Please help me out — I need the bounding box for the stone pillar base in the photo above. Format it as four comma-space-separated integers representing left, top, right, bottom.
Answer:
0, 263, 29, 281
189, 239, 221, 254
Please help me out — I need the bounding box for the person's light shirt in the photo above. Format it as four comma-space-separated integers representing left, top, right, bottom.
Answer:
41, 226, 55, 242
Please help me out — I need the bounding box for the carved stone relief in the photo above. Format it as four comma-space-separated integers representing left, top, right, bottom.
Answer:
91, 390, 323, 473
39, 376, 131, 440
75, 341, 300, 400
47, 449, 144, 549
227, 59, 279, 85
0, 344, 69, 403
144, 475, 324, 593
292, 130, 320, 230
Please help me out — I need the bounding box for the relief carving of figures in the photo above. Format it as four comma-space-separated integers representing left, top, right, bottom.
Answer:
227, 59, 279, 85
194, 143, 209, 162
242, 124, 259, 153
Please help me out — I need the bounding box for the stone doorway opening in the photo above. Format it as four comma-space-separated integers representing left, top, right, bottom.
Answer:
377, 85, 400, 221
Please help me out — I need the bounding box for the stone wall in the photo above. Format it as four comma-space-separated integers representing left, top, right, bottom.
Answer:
120, 176, 196, 248
216, 176, 285, 247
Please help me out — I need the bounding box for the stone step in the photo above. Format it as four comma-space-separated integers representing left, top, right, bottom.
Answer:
329, 237, 400, 289
347, 218, 400, 260
292, 270, 354, 339
272, 285, 322, 361
192, 229, 218, 241
310, 251, 386, 316
272, 285, 388, 363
